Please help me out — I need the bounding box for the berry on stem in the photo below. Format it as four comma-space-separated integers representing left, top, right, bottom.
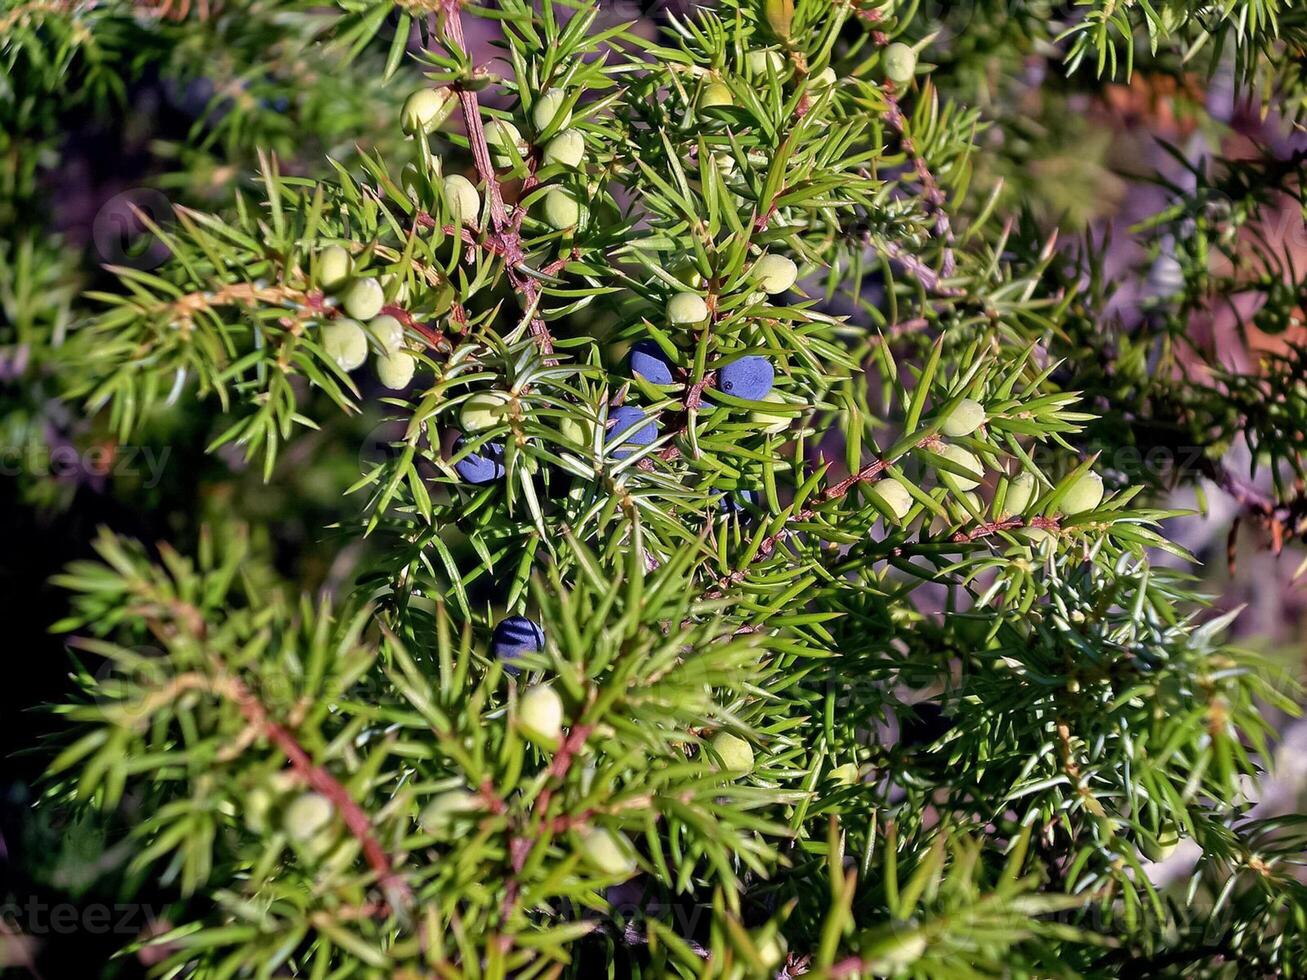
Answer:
342, 277, 384, 321
579, 827, 636, 878
698, 80, 733, 109
531, 88, 571, 133
283, 792, 334, 842
542, 188, 582, 230
318, 245, 353, 291
452, 437, 505, 484
751, 391, 793, 434
882, 42, 918, 85
1061, 470, 1104, 515
717, 356, 774, 401
543, 129, 586, 168
443, 174, 481, 227
419, 790, 481, 836
519, 684, 564, 746
376, 350, 416, 390
710, 731, 754, 774
484, 118, 526, 168
668, 292, 709, 326
935, 443, 983, 491
460, 391, 512, 432
746, 48, 785, 76
367, 314, 404, 354
869, 476, 913, 522
629, 339, 675, 385
810, 67, 837, 90
606, 406, 657, 457
401, 88, 455, 136
1002, 470, 1037, 516
321, 319, 369, 372
939, 397, 985, 438
492, 615, 544, 674
752, 254, 798, 295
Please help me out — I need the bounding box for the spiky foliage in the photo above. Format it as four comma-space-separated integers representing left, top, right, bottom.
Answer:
6, 0, 1307, 977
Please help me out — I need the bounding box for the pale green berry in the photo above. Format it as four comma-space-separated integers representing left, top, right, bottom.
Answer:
869, 476, 913, 522
882, 42, 918, 85
1061, 470, 1104, 515
935, 444, 983, 491
751, 391, 793, 435
672, 263, 705, 289
419, 790, 481, 835
752, 253, 798, 295
829, 762, 859, 785
559, 414, 594, 447
519, 684, 564, 746
1141, 823, 1181, 862
543, 129, 586, 168
810, 67, 837, 89
1019, 526, 1054, 546
710, 731, 754, 774
318, 245, 353, 291
367, 314, 404, 354
1003, 470, 1037, 517
283, 792, 334, 842
460, 391, 512, 432
757, 933, 787, 969
443, 174, 481, 226
746, 49, 785, 76
484, 118, 526, 168
321, 319, 369, 372
579, 827, 636, 878
531, 88, 571, 132
863, 931, 927, 975
543, 188, 582, 230
376, 350, 416, 390
698, 80, 734, 109
401, 88, 455, 136
342, 277, 385, 321
381, 273, 410, 305
940, 397, 985, 438
668, 291, 709, 326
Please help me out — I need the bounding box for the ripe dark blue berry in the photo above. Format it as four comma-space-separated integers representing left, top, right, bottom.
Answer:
630, 340, 675, 385
453, 437, 505, 484
492, 615, 544, 674
606, 406, 657, 457
717, 356, 773, 401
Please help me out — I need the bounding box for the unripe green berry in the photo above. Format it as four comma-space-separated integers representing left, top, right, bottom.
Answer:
1019, 526, 1054, 546
558, 414, 594, 447
321, 319, 369, 372
443, 174, 481, 226
531, 88, 571, 132
283, 792, 334, 842
710, 731, 754, 774
751, 391, 793, 435
810, 67, 837, 90
939, 397, 985, 438
542, 129, 586, 168
882, 42, 918, 85
342, 277, 385, 321
757, 933, 786, 969
579, 827, 637, 878
935, 444, 983, 491
668, 292, 709, 326
1003, 470, 1037, 517
1061, 470, 1104, 515
483, 119, 526, 168
752, 253, 798, 295
519, 684, 564, 746
746, 48, 785, 76
419, 790, 481, 835
376, 350, 416, 390
1141, 823, 1181, 862
698, 80, 734, 110
869, 476, 913, 522
829, 762, 859, 785
460, 391, 512, 433
863, 931, 927, 975
318, 245, 353, 291
401, 88, 455, 136
367, 314, 404, 354
543, 188, 582, 230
